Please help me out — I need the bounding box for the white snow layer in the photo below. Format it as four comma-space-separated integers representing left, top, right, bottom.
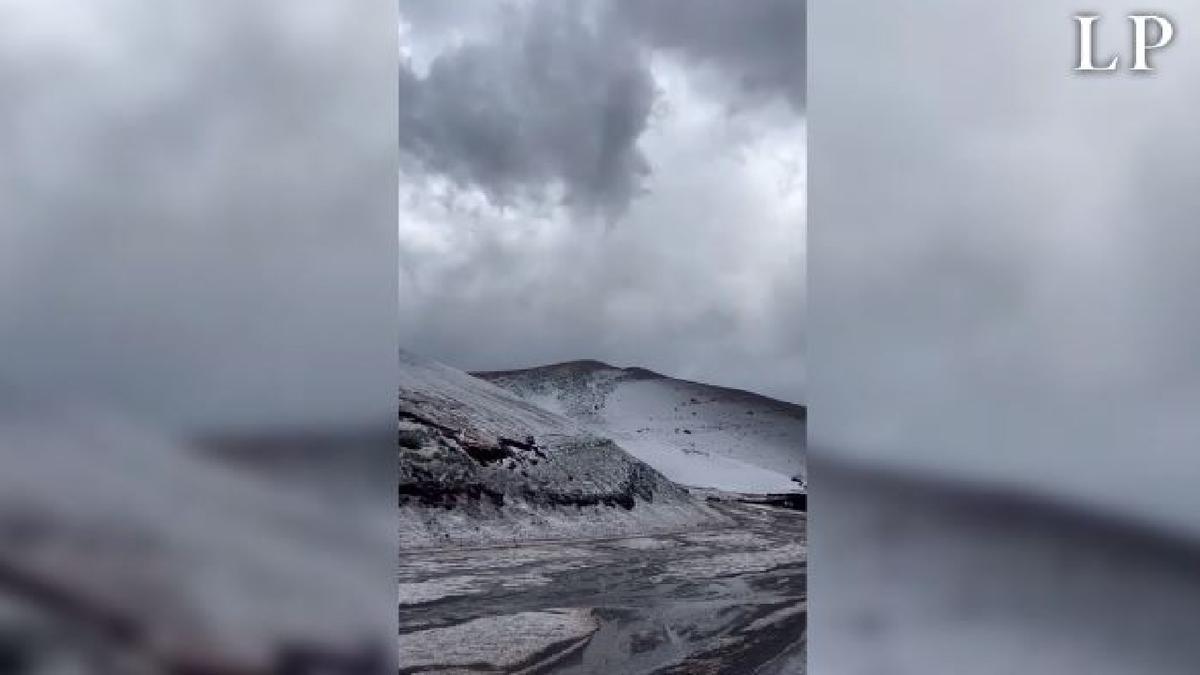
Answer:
398, 609, 598, 672
477, 362, 807, 494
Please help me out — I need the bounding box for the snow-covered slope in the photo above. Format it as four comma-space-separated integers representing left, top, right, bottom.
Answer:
474, 361, 807, 494
398, 351, 726, 548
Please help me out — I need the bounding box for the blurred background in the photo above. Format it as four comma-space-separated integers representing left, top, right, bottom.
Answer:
811, 1, 1200, 673
12, 0, 1200, 673
0, 1, 396, 672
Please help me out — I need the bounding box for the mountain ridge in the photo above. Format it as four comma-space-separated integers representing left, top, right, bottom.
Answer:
473, 360, 807, 412
398, 350, 728, 548
474, 360, 807, 494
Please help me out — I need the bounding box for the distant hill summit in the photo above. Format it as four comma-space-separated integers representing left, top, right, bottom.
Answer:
477, 359, 664, 380
474, 361, 807, 494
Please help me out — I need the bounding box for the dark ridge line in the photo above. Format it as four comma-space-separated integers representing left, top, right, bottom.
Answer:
472, 359, 633, 377
197, 426, 394, 450
812, 453, 1200, 573
471, 361, 807, 415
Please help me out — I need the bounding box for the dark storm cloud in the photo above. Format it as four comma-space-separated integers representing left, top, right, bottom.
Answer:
613, 0, 806, 110
0, 2, 396, 431
399, 2, 655, 220
395, 0, 495, 35
397, 0, 807, 405
397, 0, 807, 219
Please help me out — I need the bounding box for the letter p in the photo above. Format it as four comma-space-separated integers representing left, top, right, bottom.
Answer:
1130, 15, 1175, 71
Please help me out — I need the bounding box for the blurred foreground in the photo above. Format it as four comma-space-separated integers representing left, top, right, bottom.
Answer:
813, 455, 1200, 675
0, 395, 395, 674
0, 1, 396, 671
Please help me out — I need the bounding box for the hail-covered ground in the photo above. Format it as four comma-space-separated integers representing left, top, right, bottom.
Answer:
400, 500, 806, 674
475, 360, 807, 495
399, 352, 807, 673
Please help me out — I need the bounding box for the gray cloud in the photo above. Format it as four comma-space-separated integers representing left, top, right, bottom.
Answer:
398, 0, 806, 405
0, 1, 397, 432
811, 0, 1200, 535
614, 0, 806, 110
399, 2, 655, 220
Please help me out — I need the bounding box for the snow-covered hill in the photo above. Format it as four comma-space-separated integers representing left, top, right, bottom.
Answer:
398, 351, 726, 548
474, 360, 807, 494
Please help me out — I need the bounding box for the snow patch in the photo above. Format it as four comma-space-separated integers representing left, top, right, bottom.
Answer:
398, 609, 598, 672
476, 360, 806, 494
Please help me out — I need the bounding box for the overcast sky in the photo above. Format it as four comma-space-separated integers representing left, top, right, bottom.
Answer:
812, 0, 1200, 536
0, 1, 397, 432
397, 0, 808, 405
